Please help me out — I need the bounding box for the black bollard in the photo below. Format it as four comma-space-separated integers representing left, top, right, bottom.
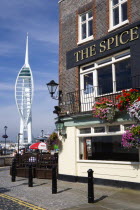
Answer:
28, 164, 33, 187
52, 165, 57, 194
11, 158, 16, 182
87, 169, 94, 203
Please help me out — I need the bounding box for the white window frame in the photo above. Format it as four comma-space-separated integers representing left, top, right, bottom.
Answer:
78, 10, 93, 45
77, 122, 139, 164
80, 50, 130, 97
109, 0, 129, 32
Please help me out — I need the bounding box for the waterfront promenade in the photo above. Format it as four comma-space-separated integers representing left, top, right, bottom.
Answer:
0, 166, 140, 210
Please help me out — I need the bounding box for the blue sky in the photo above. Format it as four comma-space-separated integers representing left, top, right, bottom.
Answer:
0, 0, 59, 141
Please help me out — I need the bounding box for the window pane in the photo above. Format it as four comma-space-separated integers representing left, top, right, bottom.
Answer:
91, 135, 138, 161
82, 23, 86, 39
88, 11, 92, 18
98, 65, 113, 95
80, 128, 91, 134
108, 125, 120, 132
113, 7, 119, 26
79, 136, 139, 161
121, 2, 127, 21
82, 63, 94, 71
94, 127, 105, 133
84, 73, 93, 93
116, 59, 132, 91
81, 14, 86, 22
112, 0, 118, 6
88, 20, 93, 36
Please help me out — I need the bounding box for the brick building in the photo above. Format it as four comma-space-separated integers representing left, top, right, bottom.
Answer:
57, 0, 140, 188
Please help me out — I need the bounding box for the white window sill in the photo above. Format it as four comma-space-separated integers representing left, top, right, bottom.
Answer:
108, 20, 129, 32
77, 36, 94, 45
77, 160, 139, 165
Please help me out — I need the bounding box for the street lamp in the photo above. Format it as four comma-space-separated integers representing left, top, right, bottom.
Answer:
2, 126, 8, 155
55, 119, 67, 138
46, 80, 59, 99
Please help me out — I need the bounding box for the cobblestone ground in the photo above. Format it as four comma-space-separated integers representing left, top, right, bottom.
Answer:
1, 167, 140, 210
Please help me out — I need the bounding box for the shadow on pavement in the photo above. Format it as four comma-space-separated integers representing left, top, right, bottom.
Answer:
0, 187, 10, 193
94, 195, 108, 203
57, 188, 72, 194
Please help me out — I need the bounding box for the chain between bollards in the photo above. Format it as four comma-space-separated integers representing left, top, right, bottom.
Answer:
11, 158, 16, 182
28, 163, 33, 187
52, 165, 57, 194
87, 169, 94, 203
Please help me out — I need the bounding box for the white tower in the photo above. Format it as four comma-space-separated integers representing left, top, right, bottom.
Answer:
15, 34, 34, 144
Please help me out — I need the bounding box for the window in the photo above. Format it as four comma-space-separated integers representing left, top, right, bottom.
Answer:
80, 50, 131, 97
98, 65, 113, 95
84, 73, 93, 94
79, 10, 93, 43
110, 0, 128, 30
108, 125, 120, 132
80, 128, 91, 134
94, 127, 105, 133
79, 136, 139, 161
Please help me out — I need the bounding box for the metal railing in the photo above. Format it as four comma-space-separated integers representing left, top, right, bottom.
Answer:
59, 75, 140, 116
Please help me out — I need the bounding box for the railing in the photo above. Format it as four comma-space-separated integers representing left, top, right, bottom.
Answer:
59, 75, 140, 116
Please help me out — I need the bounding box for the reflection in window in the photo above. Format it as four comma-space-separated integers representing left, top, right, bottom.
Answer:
79, 136, 138, 161
94, 127, 105, 133
116, 58, 131, 91
84, 73, 93, 94
98, 65, 113, 94
108, 125, 120, 132
80, 128, 91, 134
113, 7, 119, 26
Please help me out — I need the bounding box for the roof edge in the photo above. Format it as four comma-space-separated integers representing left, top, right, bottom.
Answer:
58, 0, 65, 4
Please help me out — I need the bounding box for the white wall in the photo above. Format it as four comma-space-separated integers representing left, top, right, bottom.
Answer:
59, 126, 140, 183
59, 126, 77, 176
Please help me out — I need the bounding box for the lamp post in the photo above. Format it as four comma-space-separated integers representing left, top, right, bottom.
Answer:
41, 130, 44, 138
2, 126, 8, 155
17, 133, 22, 154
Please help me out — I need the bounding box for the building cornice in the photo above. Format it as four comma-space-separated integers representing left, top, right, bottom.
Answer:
58, 0, 65, 4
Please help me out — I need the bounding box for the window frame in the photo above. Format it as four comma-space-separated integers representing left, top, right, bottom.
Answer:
109, 0, 129, 32
78, 10, 94, 45
77, 123, 139, 163
80, 50, 131, 97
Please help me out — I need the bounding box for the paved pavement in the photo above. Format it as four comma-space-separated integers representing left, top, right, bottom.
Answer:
0, 167, 140, 210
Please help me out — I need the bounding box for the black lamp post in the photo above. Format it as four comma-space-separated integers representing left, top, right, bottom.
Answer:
41, 130, 44, 137
2, 126, 8, 155
17, 133, 23, 154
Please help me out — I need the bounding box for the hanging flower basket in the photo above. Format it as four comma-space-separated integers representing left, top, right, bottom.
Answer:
127, 100, 140, 122
116, 89, 140, 111
122, 125, 140, 148
92, 98, 116, 122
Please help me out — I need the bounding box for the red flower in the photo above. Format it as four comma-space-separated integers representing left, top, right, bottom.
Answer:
137, 97, 140, 101
116, 95, 121, 99
126, 93, 131, 97
122, 90, 126, 93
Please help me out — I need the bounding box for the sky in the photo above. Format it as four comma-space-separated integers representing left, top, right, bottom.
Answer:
0, 0, 59, 141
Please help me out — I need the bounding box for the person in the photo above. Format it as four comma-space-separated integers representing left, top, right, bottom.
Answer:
13, 150, 17, 157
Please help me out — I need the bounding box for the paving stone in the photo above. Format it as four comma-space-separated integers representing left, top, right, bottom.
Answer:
0, 167, 140, 210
